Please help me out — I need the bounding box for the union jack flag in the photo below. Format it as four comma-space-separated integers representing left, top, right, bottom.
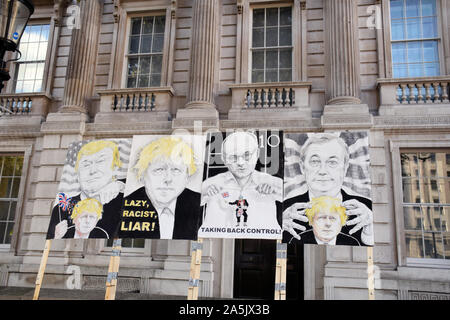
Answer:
222, 192, 229, 198
57, 193, 72, 211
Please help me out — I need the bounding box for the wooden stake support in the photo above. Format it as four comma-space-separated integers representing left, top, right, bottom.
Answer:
187, 238, 203, 300
105, 238, 122, 300
33, 239, 52, 300
367, 246, 375, 300
274, 240, 287, 300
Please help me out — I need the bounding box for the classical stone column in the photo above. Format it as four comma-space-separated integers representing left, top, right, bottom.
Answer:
325, 0, 361, 105
175, 0, 219, 126
59, 0, 103, 113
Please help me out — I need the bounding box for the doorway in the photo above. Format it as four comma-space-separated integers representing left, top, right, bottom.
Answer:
233, 239, 303, 299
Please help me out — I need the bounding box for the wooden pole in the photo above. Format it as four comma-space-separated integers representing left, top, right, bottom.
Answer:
367, 246, 375, 300
274, 240, 287, 300
105, 238, 122, 300
33, 239, 52, 300
187, 238, 203, 300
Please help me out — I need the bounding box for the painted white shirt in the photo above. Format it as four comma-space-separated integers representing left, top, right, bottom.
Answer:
152, 200, 177, 239
199, 170, 283, 239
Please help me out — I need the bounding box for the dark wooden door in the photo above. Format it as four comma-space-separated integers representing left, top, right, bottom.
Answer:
233, 239, 303, 300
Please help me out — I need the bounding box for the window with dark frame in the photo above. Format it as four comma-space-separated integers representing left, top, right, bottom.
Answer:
0, 155, 24, 245
126, 15, 165, 88
390, 0, 440, 78
401, 151, 450, 260
14, 24, 50, 93
251, 7, 292, 83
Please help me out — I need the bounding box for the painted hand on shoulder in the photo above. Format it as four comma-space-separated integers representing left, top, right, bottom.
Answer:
282, 202, 311, 240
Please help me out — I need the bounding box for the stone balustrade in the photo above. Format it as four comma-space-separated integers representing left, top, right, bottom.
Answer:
227, 82, 312, 121
377, 76, 450, 105
0, 93, 51, 117
97, 87, 174, 113
95, 87, 174, 123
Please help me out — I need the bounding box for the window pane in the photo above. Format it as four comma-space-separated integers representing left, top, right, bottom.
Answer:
424, 63, 440, 76
252, 51, 264, 70
154, 16, 165, 33
403, 178, 420, 203
266, 50, 278, 69
419, 152, 436, 176
391, 20, 405, 40
150, 74, 161, 87
0, 201, 10, 220
390, 0, 404, 19
406, 18, 421, 39
421, 0, 436, 16
27, 42, 38, 61
129, 35, 140, 54
40, 25, 50, 41
142, 16, 153, 34
131, 18, 141, 35
279, 26, 291, 46
138, 75, 149, 87
266, 27, 278, 47
404, 206, 422, 230
423, 232, 443, 258
9, 202, 16, 220
24, 63, 37, 80
14, 157, 23, 176
132, 238, 145, 248
279, 69, 291, 82
420, 179, 440, 203
423, 206, 441, 231
4, 222, 13, 244
405, 0, 420, 17
151, 55, 163, 74
422, 17, 438, 39
253, 9, 265, 28
423, 41, 438, 62
405, 231, 424, 258
127, 77, 136, 88
152, 34, 164, 53
408, 63, 423, 77
139, 57, 150, 75
36, 42, 48, 60
0, 222, 6, 244
401, 153, 419, 177
128, 58, 139, 77
29, 25, 41, 42
392, 42, 406, 63
252, 28, 264, 48
407, 41, 422, 63
252, 70, 264, 83
22, 81, 34, 92
393, 64, 408, 78
3, 157, 15, 176
0, 178, 12, 198
443, 232, 450, 258
279, 50, 292, 68
265, 69, 278, 83
266, 8, 278, 27
140, 35, 152, 53
280, 7, 292, 26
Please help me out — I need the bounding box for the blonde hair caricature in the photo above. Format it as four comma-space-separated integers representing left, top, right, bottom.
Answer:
119, 135, 205, 240
47, 139, 132, 240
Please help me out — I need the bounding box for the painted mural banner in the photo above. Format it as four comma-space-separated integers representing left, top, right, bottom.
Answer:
198, 130, 284, 239
46, 139, 132, 240
282, 132, 374, 247
117, 134, 206, 240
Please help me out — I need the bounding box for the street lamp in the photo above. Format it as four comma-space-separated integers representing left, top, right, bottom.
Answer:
0, 0, 34, 91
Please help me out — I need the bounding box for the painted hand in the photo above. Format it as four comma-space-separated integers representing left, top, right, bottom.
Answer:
54, 220, 68, 239
343, 199, 374, 245
282, 202, 311, 240
96, 180, 124, 204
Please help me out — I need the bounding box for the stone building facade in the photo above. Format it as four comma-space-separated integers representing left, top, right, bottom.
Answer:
0, 0, 448, 299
